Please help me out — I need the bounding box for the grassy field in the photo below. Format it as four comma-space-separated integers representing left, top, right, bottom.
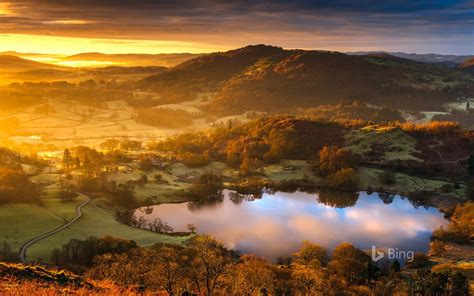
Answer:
26, 197, 190, 262
260, 160, 313, 181
344, 127, 422, 163
0, 99, 177, 150
0, 196, 84, 255
0, 171, 191, 262
358, 166, 466, 199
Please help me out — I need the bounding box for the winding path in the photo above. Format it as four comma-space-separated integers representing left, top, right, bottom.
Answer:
19, 195, 91, 263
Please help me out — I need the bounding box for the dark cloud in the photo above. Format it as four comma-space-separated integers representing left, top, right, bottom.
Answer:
1, 0, 473, 54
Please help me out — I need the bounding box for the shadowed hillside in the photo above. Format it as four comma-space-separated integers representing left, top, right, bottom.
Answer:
0, 55, 65, 72
141, 45, 474, 114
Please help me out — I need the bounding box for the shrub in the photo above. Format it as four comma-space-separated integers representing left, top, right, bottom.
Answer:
432, 202, 473, 243
379, 171, 396, 185
406, 253, 430, 269
59, 188, 77, 202
429, 240, 446, 256
328, 168, 359, 189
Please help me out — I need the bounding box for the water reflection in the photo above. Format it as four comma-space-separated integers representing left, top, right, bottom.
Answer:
135, 189, 447, 260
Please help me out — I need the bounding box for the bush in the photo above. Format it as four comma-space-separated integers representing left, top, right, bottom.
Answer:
132, 107, 196, 129
379, 171, 396, 185
59, 189, 77, 202
406, 253, 430, 269
429, 240, 446, 256
432, 202, 473, 244
0, 168, 39, 204
328, 168, 359, 189
315, 146, 355, 176
189, 172, 223, 200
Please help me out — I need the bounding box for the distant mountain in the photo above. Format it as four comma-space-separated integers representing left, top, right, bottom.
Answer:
62, 52, 201, 67
142, 45, 474, 113
0, 55, 65, 72
458, 57, 474, 74
349, 51, 473, 67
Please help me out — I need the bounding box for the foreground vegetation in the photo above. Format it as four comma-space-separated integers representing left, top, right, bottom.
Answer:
1, 233, 471, 295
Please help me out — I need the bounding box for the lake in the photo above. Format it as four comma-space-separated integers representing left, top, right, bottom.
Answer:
135, 189, 448, 261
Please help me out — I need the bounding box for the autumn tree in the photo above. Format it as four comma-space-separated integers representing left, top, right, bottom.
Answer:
226, 254, 275, 295
183, 235, 234, 296
314, 145, 355, 176
148, 244, 185, 295
328, 167, 359, 189
292, 240, 329, 267
328, 242, 374, 285
291, 264, 325, 295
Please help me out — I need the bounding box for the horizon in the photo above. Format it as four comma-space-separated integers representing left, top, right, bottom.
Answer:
0, 1, 473, 55
1, 41, 473, 58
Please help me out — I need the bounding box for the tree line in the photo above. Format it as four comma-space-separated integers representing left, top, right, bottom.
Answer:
47, 235, 470, 296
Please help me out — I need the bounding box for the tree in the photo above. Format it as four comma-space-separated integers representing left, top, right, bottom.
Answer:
73, 157, 81, 169
450, 271, 469, 296
100, 139, 120, 151
189, 173, 223, 200
61, 149, 73, 172
391, 260, 401, 273
466, 101, 470, 111
111, 183, 137, 209
184, 235, 233, 296
406, 253, 430, 269
227, 254, 275, 295
430, 240, 446, 256
187, 224, 197, 233
54, 236, 138, 272
328, 167, 359, 189
121, 139, 142, 151
328, 242, 373, 285
292, 240, 328, 267
0, 167, 39, 204
291, 264, 325, 295
148, 244, 185, 295
59, 188, 77, 202
315, 146, 355, 177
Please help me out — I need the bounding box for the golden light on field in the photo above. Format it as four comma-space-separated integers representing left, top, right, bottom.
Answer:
56, 60, 120, 67
0, 34, 227, 55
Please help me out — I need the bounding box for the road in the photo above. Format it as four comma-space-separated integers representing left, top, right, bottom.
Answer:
19, 195, 91, 263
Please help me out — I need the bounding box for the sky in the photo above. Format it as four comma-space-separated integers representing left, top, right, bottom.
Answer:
0, 0, 473, 55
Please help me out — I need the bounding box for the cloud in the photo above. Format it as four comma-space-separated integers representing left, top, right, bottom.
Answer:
42, 19, 93, 25
0, 0, 472, 54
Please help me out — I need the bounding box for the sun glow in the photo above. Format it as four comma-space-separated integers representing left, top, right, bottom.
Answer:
0, 3, 14, 15
42, 19, 94, 25
0, 34, 228, 55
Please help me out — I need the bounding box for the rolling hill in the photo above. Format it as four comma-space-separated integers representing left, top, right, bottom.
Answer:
142, 45, 474, 114
0, 55, 65, 72
349, 51, 473, 67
